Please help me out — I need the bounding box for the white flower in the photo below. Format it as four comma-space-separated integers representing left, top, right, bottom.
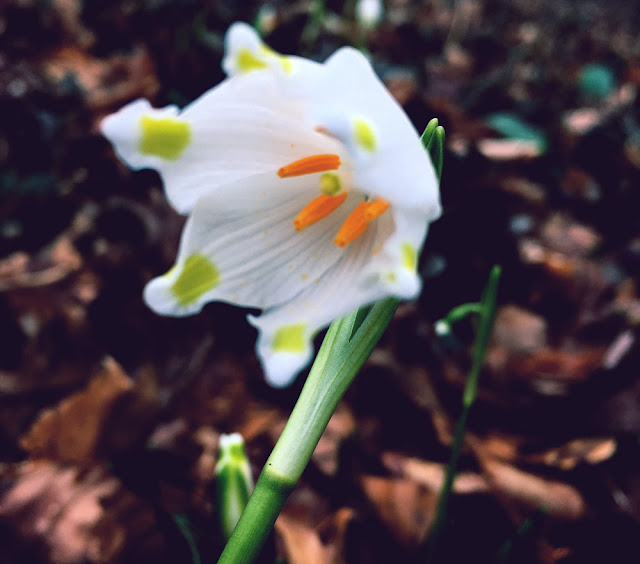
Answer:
101, 22, 441, 387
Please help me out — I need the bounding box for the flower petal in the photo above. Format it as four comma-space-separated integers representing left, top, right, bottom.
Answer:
300, 47, 441, 219
361, 207, 428, 298
248, 202, 430, 387
100, 99, 189, 171
101, 70, 340, 214
143, 170, 362, 317
222, 21, 321, 86
222, 22, 293, 76
248, 224, 392, 387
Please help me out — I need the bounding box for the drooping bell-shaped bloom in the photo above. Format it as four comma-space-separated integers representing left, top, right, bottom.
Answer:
101, 23, 441, 387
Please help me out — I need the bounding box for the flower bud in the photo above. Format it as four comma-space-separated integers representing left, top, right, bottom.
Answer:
356, 0, 383, 29
215, 433, 254, 540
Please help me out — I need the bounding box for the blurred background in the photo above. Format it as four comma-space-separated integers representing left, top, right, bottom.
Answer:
2, 1, 640, 562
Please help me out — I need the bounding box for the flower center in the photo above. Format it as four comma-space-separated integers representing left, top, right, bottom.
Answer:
278, 154, 390, 247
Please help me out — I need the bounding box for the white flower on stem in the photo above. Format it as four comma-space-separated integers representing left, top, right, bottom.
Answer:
101, 22, 441, 387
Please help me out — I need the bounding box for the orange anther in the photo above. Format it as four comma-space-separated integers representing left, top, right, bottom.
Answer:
334, 202, 371, 248
293, 192, 348, 232
363, 198, 390, 220
334, 198, 391, 248
278, 154, 341, 178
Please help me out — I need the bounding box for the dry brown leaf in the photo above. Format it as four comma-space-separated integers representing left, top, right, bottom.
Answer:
21, 358, 138, 463
602, 331, 636, 369
478, 434, 523, 462
563, 85, 636, 136
499, 176, 547, 204
43, 46, 159, 111
563, 108, 601, 135
624, 137, 640, 169
513, 346, 606, 395
312, 403, 356, 476
381, 452, 488, 494
523, 438, 617, 470
0, 462, 124, 563
0, 236, 81, 291
192, 426, 219, 507
53, 0, 95, 47
477, 138, 543, 160
611, 279, 640, 326
540, 213, 602, 257
430, 411, 455, 446
479, 457, 586, 519
384, 70, 418, 106
237, 403, 282, 441
492, 305, 548, 354
317, 507, 356, 564
275, 514, 327, 564
360, 475, 436, 547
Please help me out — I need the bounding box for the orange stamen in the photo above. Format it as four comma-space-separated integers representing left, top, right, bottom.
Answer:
334, 198, 391, 248
293, 193, 348, 232
334, 202, 371, 248
278, 154, 341, 178
363, 198, 390, 220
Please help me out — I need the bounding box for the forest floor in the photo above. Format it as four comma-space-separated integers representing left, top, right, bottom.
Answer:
2, 1, 640, 563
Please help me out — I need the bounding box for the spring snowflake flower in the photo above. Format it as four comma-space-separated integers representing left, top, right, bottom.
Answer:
101, 23, 441, 387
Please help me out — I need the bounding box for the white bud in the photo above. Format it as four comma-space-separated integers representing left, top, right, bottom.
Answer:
434, 319, 451, 337
216, 433, 254, 540
356, 0, 383, 29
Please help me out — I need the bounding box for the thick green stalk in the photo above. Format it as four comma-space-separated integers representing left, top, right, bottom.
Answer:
217, 299, 398, 564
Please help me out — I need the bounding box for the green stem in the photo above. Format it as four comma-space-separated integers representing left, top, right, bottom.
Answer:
424, 265, 501, 563
443, 302, 483, 325
217, 298, 398, 564
172, 514, 202, 564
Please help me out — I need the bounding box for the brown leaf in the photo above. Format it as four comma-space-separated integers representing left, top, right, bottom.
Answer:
53, 0, 95, 47
42, 46, 159, 111
512, 346, 606, 395
602, 330, 636, 369
492, 305, 548, 354
499, 176, 547, 205
312, 404, 356, 476
360, 475, 436, 547
20, 358, 141, 463
478, 457, 586, 519
523, 438, 617, 470
477, 138, 543, 160
0, 462, 122, 563
540, 213, 602, 257
275, 514, 327, 564
237, 403, 282, 441
381, 452, 488, 494
317, 508, 356, 564
0, 236, 81, 291
384, 69, 418, 106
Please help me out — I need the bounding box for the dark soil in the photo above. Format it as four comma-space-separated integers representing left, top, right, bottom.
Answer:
2, 1, 640, 563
